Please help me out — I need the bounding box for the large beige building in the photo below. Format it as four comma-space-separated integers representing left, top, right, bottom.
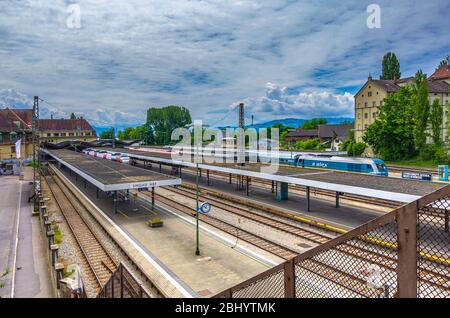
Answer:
354, 64, 450, 143
39, 117, 97, 143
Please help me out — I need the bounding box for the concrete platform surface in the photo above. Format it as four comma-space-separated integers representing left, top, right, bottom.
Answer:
58, 165, 271, 297
0, 172, 53, 298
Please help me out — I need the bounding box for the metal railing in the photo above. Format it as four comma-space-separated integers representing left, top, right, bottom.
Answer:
214, 185, 450, 298
97, 263, 152, 298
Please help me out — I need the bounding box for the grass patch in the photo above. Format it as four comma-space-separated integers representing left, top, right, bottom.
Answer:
385, 159, 437, 169
63, 267, 75, 278
52, 221, 63, 244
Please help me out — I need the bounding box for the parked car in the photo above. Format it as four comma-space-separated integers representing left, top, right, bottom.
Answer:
116, 154, 130, 164
82, 148, 91, 155
107, 152, 121, 160
95, 150, 108, 159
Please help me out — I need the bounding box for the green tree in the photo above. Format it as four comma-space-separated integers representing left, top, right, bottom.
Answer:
339, 130, 366, 156
412, 70, 430, 152
363, 86, 416, 160
70, 113, 76, 120
430, 98, 443, 146
381, 52, 401, 80
300, 118, 327, 129
99, 128, 114, 139
294, 138, 324, 150
146, 105, 192, 145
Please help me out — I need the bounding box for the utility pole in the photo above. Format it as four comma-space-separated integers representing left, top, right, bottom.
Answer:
238, 103, 245, 167
32, 96, 40, 211
251, 114, 254, 127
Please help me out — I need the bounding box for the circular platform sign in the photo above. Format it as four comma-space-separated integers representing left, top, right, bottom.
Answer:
198, 202, 211, 214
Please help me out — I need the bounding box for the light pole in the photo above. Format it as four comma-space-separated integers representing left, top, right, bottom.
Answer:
195, 140, 200, 255
185, 121, 210, 256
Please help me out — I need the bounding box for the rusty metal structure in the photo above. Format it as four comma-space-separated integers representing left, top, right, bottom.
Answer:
214, 185, 450, 298
97, 263, 152, 298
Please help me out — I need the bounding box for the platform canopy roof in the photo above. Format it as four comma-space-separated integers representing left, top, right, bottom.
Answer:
98, 147, 445, 203
41, 148, 181, 191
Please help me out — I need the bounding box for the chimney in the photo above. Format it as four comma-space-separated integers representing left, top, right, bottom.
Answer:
368, 72, 372, 81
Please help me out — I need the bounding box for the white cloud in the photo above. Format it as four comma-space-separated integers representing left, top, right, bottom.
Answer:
233, 82, 354, 121
0, 0, 448, 126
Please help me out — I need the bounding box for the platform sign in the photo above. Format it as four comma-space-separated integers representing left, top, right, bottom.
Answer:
137, 187, 149, 192
198, 202, 211, 214
401, 171, 432, 181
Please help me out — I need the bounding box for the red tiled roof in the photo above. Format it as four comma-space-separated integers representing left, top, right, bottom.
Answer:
429, 65, 450, 81
0, 108, 32, 131
38, 118, 95, 132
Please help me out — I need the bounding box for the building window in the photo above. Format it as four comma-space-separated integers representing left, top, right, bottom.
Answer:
61, 133, 66, 137
54, 133, 59, 137
358, 113, 361, 119
376, 92, 378, 95
86, 132, 90, 136
372, 101, 376, 107
368, 92, 372, 97
69, 133, 74, 136
364, 102, 368, 107
47, 133, 51, 137
364, 113, 368, 119
373, 112, 377, 118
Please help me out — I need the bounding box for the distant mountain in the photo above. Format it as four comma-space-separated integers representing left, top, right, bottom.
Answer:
218, 117, 354, 130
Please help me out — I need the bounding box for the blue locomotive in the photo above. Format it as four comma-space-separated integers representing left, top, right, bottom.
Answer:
279, 154, 388, 176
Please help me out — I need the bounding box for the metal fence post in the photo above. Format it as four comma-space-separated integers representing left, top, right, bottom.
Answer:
396, 203, 417, 298
284, 258, 296, 298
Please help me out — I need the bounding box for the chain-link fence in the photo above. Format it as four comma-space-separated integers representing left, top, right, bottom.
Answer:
215, 186, 450, 298
97, 263, 151, 298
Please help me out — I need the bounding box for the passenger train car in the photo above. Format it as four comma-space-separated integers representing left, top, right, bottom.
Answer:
278, 154, 388, 176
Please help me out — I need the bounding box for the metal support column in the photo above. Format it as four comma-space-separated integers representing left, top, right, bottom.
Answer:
306, 186, 310, 212
199, 169, 202, 178
207, 170, 210, 186
271, 180, 274, 193
84, 179, 86, 189
96, 188, 99, 199
113, 191, 117, 214
179, 166, 182, 177
159, 163, 162, 173
284, 259, 295, 298
75, 174, 78, 183
336, 192, 340, 208
152, 187, 155, 208
397, 203, 417, 298
229, 173, 232, 184
246, 176, 249, 196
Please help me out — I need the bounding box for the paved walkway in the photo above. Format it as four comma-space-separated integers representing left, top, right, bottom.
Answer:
0, 172, 53, 298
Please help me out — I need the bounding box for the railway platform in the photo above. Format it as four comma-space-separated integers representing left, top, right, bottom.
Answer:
99, 147, 444, 206
54, 164, 272, 297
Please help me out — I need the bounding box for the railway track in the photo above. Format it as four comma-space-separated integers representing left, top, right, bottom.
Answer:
43, 168, 118, 296
166, 186, 334, 245
156, 186, 449, 292
144, 191, 298, 260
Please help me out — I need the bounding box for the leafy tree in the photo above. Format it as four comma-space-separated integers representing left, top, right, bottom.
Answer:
430, 98, 443, 146
99, 128, 115, 139
294, 138, 324, 150
381, 52, 401, 80
363, 86, 416, 160
412, 70, 430, 152
340, 130, 366, 156
70, 113, 76, 120
300, 118, 327, 130
146, 105, 192, 145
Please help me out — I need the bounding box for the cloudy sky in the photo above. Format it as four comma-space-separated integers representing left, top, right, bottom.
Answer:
0, 0, 448, 127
